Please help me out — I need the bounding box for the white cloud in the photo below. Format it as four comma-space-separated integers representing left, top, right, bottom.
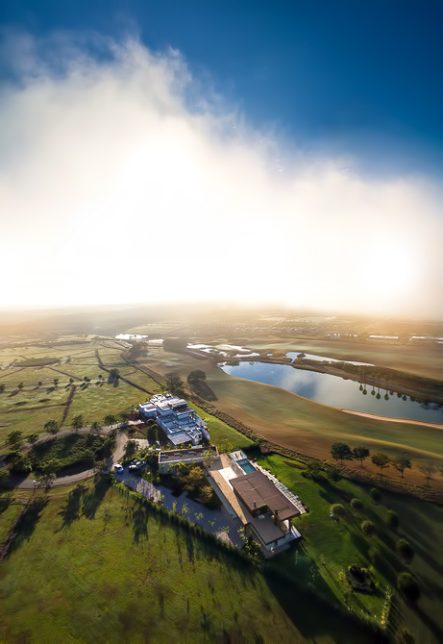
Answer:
1, 34, 442, 317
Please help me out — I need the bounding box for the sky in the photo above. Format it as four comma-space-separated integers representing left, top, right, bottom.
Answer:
1, 1, 442, 317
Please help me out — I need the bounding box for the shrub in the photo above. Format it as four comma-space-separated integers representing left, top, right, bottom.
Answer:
397, 572, 420, 601
330, 503, 345, 519
387, 510, 399, 530
369, 487, 381, 502
396, 539, 414, 562
361, 520, 375, 536
350, 498, 363, 511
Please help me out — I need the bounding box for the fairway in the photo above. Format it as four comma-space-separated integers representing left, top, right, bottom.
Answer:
203, 367, 443, 482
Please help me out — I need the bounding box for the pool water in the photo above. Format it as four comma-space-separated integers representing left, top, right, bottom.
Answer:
238, 458, 256, 474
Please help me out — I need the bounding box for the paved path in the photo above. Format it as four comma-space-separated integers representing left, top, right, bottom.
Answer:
9, 430, 129, 490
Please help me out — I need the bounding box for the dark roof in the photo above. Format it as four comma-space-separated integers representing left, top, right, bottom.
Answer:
231, 471, 300, 521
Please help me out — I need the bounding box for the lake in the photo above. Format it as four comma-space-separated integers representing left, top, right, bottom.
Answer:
220, 361, 443, 424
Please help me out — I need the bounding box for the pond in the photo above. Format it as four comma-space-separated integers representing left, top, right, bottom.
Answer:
286, 351, 372, 366
220, 361, 443, 424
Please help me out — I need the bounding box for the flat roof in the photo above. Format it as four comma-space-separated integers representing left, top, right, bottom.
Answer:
159, 446, 218, 463
231, 471, 300, 521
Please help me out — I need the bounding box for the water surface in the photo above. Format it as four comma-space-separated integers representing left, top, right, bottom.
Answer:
220, 361, 443, 424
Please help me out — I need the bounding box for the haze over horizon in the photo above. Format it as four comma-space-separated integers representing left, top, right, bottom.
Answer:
1, 3, 442, 318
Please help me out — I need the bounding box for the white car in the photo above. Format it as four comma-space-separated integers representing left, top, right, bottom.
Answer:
113, 463, 124, 474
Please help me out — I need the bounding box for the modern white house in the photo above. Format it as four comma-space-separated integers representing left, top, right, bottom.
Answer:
139, 393, 210, 446
208, 451, 304, 557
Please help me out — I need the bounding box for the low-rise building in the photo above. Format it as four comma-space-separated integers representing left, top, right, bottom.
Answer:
158, 445, 219, 473
139, 393, 210, 446
208, 451, 304, 556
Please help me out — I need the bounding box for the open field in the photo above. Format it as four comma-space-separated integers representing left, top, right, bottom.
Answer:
142, 348, 443, 486
257, 452, 443, 644
0, 340, 161, 445
0, 481, 377, 644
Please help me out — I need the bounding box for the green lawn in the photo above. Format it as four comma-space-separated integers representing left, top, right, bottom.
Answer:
190, 402, 255, 453
256, 453, 443, 644
0, 483, 300, 643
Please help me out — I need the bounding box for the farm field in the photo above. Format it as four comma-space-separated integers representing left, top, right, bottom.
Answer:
257, 452, 443, 644
0, 340, 160, 445
0, 481, 375, 644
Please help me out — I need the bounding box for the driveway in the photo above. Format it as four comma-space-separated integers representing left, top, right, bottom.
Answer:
10, 430, 128, 490
119, 470, 244, 548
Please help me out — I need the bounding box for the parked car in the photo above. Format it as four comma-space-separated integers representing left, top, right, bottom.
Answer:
113, 463, 124, 474
128, 460, 144, 472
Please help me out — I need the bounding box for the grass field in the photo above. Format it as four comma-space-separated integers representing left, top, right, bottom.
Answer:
136, 346, 443, 485
256, 453, 443, 644
0, 340, 162, 446
0, 480, 370, 644
190, 402, 255, 453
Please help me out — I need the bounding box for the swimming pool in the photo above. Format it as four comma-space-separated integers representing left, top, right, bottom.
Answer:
237, 458, 256, 474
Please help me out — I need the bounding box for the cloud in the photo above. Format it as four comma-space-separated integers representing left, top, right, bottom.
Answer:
1, 33, 442, 317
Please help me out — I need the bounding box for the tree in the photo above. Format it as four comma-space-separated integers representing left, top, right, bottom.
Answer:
147, 423, 159, 445
6, 430, 23, 449
396, 539, 414, 563
371, 452, 390, 476
108, 368, 120, 385
330, 503, 346, 520
72, 415, 84, 431
0, 383, 5, 394
387, 510, 399, 530
26, 433, 39, 445
53, 378, 59, 387
350, 498, 363, 511
104, 414, 116, 426
397, 572, 420, 602
44, 419, 59, 435
352, 446, 369, 466
242, 536, 261, 560
188, 369, 206, 383
330, 442, 353, 464
165, 373, 184, 395
17, 382, 24, 391
91, 421, 102, 435
124, 440, 137, 460
394, 457, 411, 478
361, 520, 375, 536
